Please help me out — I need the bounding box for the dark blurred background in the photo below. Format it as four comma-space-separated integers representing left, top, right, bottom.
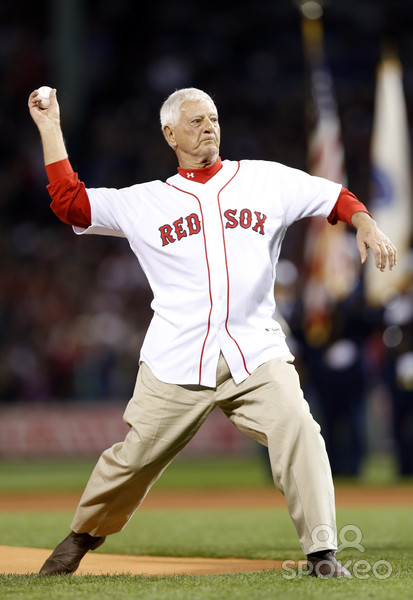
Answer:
0, 0, 412, 476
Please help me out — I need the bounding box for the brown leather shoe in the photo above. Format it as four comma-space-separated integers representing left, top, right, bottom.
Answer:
39, 531, 106, 575
307, 550, 351, 578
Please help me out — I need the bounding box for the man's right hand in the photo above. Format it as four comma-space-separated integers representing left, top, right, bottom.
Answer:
28, 88, 60, 130
28, 88, 68, 166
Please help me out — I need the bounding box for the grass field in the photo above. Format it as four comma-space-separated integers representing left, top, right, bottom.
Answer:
0, 455, 412, 599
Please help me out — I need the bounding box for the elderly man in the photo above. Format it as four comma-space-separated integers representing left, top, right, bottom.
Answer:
28, 86, 396, 578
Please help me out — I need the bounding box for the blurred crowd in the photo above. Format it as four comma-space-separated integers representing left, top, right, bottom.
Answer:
0, 0, 412, 475
274, 256, 413, 477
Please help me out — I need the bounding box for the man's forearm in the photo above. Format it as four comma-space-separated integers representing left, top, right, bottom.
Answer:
39, 123, 68, 166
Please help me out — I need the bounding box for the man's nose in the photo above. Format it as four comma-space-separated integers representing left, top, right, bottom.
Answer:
204, 119, 215, 131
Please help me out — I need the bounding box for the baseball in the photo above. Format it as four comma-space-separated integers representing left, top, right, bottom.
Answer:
36, 86, 53, 108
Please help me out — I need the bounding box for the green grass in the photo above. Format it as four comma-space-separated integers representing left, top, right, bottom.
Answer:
0, 456, 272, 493
1, 456, 412, 599
0, 452, 408, 494
1, 568, 413, 600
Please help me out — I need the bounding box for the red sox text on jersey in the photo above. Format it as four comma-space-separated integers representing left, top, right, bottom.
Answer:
159, 209, 267, 246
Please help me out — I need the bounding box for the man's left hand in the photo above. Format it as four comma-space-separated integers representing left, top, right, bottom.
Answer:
351, 212, 397, 271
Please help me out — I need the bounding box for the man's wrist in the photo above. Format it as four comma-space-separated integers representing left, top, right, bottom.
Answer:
351, 211, 375, 229
37, 118, 62, 135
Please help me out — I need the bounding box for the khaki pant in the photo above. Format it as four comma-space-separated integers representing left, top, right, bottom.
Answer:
71, 355, 337, 555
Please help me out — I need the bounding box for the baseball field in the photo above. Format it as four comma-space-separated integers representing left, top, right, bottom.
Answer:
0, 456, 412, 599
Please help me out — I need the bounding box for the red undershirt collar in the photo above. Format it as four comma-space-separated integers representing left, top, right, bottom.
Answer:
177, 158, 223, 183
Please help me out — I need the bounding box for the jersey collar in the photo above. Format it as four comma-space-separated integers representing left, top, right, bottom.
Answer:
177, 158, 222, 184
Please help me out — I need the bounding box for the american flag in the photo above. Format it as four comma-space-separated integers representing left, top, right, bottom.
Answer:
300, 12, 359, 345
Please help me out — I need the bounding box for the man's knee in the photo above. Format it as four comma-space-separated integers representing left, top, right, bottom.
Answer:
266, 408, 322, 450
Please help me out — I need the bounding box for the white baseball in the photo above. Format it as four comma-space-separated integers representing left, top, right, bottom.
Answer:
36, 86, 53, 108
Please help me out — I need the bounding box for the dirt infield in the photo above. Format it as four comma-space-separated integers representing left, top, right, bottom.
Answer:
1, 485, 411, 576
0, 545, 286, 576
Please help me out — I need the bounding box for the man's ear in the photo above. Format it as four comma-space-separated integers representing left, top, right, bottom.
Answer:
163, 125, 176, 149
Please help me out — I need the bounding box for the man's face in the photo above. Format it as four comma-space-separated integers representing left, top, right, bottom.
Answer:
165, 100, 220, 166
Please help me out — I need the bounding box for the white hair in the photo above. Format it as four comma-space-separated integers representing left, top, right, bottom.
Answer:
160, 87, 217, 130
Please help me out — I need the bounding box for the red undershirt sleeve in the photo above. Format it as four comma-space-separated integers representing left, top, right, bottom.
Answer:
328, 187, 372, 227
45, 158, 92, 228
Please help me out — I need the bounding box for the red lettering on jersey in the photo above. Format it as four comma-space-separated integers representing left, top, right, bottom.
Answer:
160, 208, 266, 247
224, 208, 267, 235
186, 213, 201, 235
224, 208, 238, 229
252, 211, 267, 235
173, 217, 187, 241
240, 208, 252, 229
159, 224, 175, 246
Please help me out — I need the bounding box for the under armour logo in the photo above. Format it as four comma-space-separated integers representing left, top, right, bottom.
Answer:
187, 172, 194, 178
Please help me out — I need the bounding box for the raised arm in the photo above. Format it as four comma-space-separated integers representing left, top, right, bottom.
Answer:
28, 88, 91, 228
28, 88, 68, 166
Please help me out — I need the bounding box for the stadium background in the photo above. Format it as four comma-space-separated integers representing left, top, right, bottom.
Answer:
0, 0, 412, 478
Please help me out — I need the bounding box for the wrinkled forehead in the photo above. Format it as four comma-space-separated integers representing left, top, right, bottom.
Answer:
179, 99, 218, 120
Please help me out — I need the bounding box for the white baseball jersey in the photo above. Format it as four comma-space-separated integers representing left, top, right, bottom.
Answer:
74, 159, 341, 387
